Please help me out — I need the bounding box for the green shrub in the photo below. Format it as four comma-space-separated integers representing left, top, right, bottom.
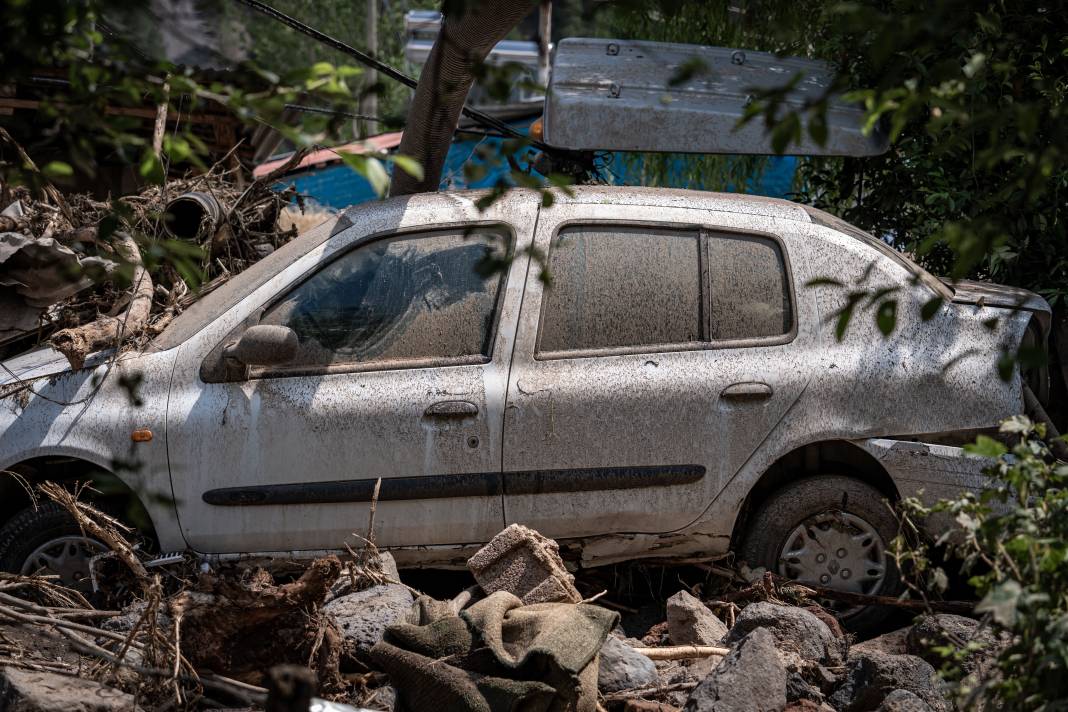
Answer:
896, 416, 1068, 709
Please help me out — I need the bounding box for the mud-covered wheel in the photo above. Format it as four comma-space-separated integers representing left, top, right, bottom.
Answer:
0, 502, 106, 592
739, 475, 902, 633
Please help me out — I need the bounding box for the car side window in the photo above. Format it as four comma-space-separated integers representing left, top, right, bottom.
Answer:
537, 225, 705, 354
259, 227, 510, 370
707, 232, 792, 340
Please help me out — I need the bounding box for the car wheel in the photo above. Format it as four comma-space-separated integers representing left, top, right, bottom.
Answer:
739, 475, 902, 632
0, 502, 107, 592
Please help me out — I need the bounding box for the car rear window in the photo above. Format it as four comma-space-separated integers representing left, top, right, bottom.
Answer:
707, 232, 792, 340
537, 225, 705, 354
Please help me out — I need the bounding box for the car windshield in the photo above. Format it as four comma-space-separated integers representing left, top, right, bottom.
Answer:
805, 207, 954, 300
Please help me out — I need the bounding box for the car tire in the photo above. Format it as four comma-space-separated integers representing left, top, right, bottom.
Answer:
0, 502, 106, 591
739, 475, 902, 633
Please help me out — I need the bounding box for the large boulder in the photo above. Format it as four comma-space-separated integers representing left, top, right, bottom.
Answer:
666, 591, 728, 646
0, 668, 141, 712
726, 602, 846, 666
829, 650, 949, 712
324, 583, 415, 657
599, 636, 659, 693
683, 628, 788, 712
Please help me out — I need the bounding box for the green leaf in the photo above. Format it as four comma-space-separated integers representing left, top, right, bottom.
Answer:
390, 154, 424, 181
42, 161, 73, 178
139, 150, 164, 185
964, 435, 1008, 458
876, 299, 897, 336
975, 580, 1022, 627
920, 297, 944, 320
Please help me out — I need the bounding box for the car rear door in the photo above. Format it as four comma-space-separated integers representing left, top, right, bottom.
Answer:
501, 198, 812, 539
165, 194, 538, 554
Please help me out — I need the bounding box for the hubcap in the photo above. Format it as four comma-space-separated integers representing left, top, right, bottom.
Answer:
21, 536, 106, 590
777, 510, 887, 602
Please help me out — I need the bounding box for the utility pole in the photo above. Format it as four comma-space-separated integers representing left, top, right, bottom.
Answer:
362, 0, 379, 138
538, 0, 552, 88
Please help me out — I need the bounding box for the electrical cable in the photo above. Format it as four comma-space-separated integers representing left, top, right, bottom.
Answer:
232, 0, 551, 151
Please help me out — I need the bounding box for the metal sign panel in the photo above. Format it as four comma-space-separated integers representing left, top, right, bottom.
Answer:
543, 38, 886, 156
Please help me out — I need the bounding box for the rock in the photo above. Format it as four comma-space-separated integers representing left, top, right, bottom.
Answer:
829, 650, 950, 712
598, 635, 659, 693
876, 689, 936, 712
467, 524, 581, 604
683, 628, 788, 712
0, 668, 141, 712
726, 602, 846, 665
666, 591, 728, 646
625, 701, 680, 712
324, 583, 415, 657
906, 614, 997, 674
853, 626, 910, 656
786, 672, 824, 704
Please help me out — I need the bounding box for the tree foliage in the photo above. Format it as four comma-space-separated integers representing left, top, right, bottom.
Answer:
896, 418, 1068, 708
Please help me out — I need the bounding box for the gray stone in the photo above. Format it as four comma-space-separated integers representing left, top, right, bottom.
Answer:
853, 626, 910, 656
598, 635, 659, 693
325, 583, 415, 656
829, 650, 949, 712
666, 591, 728, 646
467, 524, 581, 604
727, 602, 846, 665
0, 668, 141, 712
786, 672, 824, 704
906, 614, 998, 675
876, 689, 936, 712
683, 628, 788, 712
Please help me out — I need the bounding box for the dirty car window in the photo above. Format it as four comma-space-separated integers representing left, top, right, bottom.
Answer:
707, 233, 792, 340
538, 225, 704, 353
260, 229, 508, 368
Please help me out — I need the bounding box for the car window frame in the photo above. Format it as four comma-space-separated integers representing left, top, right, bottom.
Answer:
214, 222, 517, 381
532, 219, 797, 361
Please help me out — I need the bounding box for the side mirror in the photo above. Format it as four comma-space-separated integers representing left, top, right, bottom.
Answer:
224, 325, 298, 368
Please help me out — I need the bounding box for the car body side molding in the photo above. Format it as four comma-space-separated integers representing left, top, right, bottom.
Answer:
201, 464, 706, 506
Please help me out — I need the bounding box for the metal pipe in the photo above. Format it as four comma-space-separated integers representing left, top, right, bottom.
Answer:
162, 191, 223, 240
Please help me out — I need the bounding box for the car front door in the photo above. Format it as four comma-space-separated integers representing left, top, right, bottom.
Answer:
166, 195, 537, 554
502, 199, 814, 539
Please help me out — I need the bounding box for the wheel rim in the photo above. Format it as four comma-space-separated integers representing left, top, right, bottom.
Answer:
777, 510, 887, 602
21, 535, 106, 590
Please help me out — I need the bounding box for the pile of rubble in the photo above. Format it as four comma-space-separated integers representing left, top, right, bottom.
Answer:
0, 504, 994, 712
0, 153, 312, 368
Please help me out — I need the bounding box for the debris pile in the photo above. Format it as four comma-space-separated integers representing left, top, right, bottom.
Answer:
0, 490, 988, 711
0, 153, 310, 368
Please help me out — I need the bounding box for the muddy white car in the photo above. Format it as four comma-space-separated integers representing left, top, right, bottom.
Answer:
0, 187, 1052, 624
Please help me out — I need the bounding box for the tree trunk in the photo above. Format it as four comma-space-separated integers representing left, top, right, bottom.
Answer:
390, 0, 539, 196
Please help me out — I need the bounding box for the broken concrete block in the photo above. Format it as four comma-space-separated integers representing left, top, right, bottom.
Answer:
666, 590, 728, 645
467, 524, 581, 604
325, 583, 415, 658
0, 668, 141, 712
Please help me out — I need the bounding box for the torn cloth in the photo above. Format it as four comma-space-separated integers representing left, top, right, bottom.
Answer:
370, 590, 617, 712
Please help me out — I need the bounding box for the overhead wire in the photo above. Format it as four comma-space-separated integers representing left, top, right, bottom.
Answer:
231, 0, 552, 152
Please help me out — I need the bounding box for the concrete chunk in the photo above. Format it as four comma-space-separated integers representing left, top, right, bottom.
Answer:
467, 524, 581, 604
0, 668, 141, 712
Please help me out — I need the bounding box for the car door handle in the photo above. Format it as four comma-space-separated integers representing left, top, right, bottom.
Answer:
720, 382, 774, 400
424, 400, 479, 418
